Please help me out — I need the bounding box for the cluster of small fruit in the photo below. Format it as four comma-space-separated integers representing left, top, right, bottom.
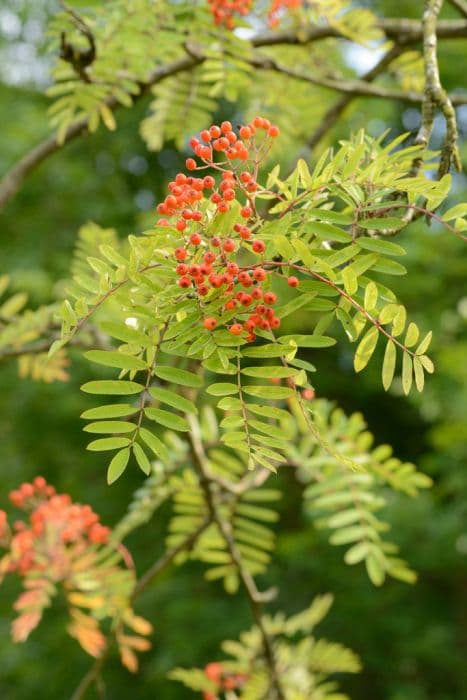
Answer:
156, 117, 300, 342
268, 0, 303, 27
207, 0, 252, 29
0, 478, 110, 577
202, 661, 246, 699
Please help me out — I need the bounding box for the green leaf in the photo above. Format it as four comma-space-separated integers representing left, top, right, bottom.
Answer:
364, 282, 378, 311
84, 421, 136, 434
382, 341, 396, 391
310, 221, 352, 243
139, 427, 169, 461
133, 443, 151, 475
416, 331, 432, 355
402, 352, 413, 395
100, 321, 148, 346
278, 335, 336, 348
241, 366, 298, 379
243, 385, 294, 400
404, 322, 419, 347
81, 404, 138, 419
87, 437, 131, 451
441, 203, 467, 221
358, 217, 405, 231
81, 380, 144, 395
344, 541, 370, 565
154, 366, 203, 387
84, 350, 148, 371
206, 383, 238, 396
149, 387, 197, 414
365, 551, 386, 586
357, 238, 406, 256
342, 266, 358, 295
413, 357, 425, 392
419, 355, 434, 373
144, 408, 189, 431
107, 448, 130, 484
354, 326, 379, 372
242, 344, 295, 358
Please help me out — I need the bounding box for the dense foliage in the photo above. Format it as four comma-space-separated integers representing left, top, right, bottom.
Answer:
0, 1, 466, 698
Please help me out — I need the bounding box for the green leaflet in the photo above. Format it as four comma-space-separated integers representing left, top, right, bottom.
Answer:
402, 352, 413, 395
100, 321, 149, 346
81, 404, 138, 419
405, 322, 420, 348
84, 350, 148, 371
278, 335, 336, 348
87, 437, 131, 451
354, 326, 379, 372
107, 448, 130, 484
382, 341, 396, 391
358, 217, 405, 231
206, 383, 238, 396
241, 366, 298, 379
154, 366, 203, 387
139, 427, 169, 461
357, 238, 406, 256
81, 380, 144, 395
310, 221, 352, 243
132, 443, 152, 475
342, 266, 358, 295
364, 282, 378, 311
149, 387, 198, 414
83, 421, 136, 434
243, 386, 294, 400
144, 408, 189, 431
242, 344, 295, 358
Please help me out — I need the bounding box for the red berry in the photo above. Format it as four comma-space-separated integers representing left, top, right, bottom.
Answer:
268, 125, 280, 138
201, 130, 211, 142
203, 176, 215, 189
225, 299, 237, 310
175, 247, 188, 260
226, 262, 239, 275
270, 316, 281, 328
287, 276, 300, 287
223, 238, 236, 252
176, 220, 187, 232
253, 268, 267, 282
176, 263, 189, 275
240, 227, 251, 240
218, 201, 229, 213
189, 233, 202, 245
211, 236, 221, 247
192, 211, 203, 222
229, 324, 243, 336
198, 284, 210, 296
203, 317, 217, 330
186, 158, 197, 170
252, 240, 266, 254
240, 171, 252, 183
204, 251, 216, 264
251, 287, 263, 300
178, 276, 191, 288
221, 121, 232, 133
264, 291, 277, 305
241, 206, 252, 219
209, 125, 221, 138
239, 126, 251, 139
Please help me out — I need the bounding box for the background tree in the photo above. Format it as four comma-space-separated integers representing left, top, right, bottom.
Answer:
0, 1, 466, 698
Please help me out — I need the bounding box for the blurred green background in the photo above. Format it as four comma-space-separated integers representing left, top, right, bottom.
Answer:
0, 1, 466, 698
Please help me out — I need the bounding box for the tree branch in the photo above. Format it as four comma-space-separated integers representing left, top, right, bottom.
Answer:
2, 16, 466, 210
416, 0, 461, 175
187, 414, 285, 700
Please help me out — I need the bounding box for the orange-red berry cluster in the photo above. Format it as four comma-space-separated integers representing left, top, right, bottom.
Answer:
207, 0, 252, 29
1, 477, 110, 578
155, 117, 299, 342
268, 0, 303, 27
203, 661, 246, 699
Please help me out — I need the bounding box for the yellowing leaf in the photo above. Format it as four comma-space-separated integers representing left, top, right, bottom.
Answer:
354, 326, 378, 372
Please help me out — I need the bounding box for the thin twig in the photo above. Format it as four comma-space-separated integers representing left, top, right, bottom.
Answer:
187, 414, 285, 700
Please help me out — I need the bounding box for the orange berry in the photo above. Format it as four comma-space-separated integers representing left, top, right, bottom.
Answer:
268, 125, 280, 137
203, 317, 217, 330
186, 158, 197, 170
287, 276, 299, 287
264, 291, 277, 305
229, 323, 243, 335
252, 240, 265, 253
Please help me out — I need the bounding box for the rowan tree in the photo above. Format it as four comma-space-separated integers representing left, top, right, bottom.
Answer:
0, 1, 466, 698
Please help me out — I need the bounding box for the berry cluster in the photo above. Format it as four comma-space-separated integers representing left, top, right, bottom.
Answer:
1, 477, 110, 577
156, 117, 300, 342
203, 661, 246, 699
268, 0, 303, 26
207, 0, 252, 29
